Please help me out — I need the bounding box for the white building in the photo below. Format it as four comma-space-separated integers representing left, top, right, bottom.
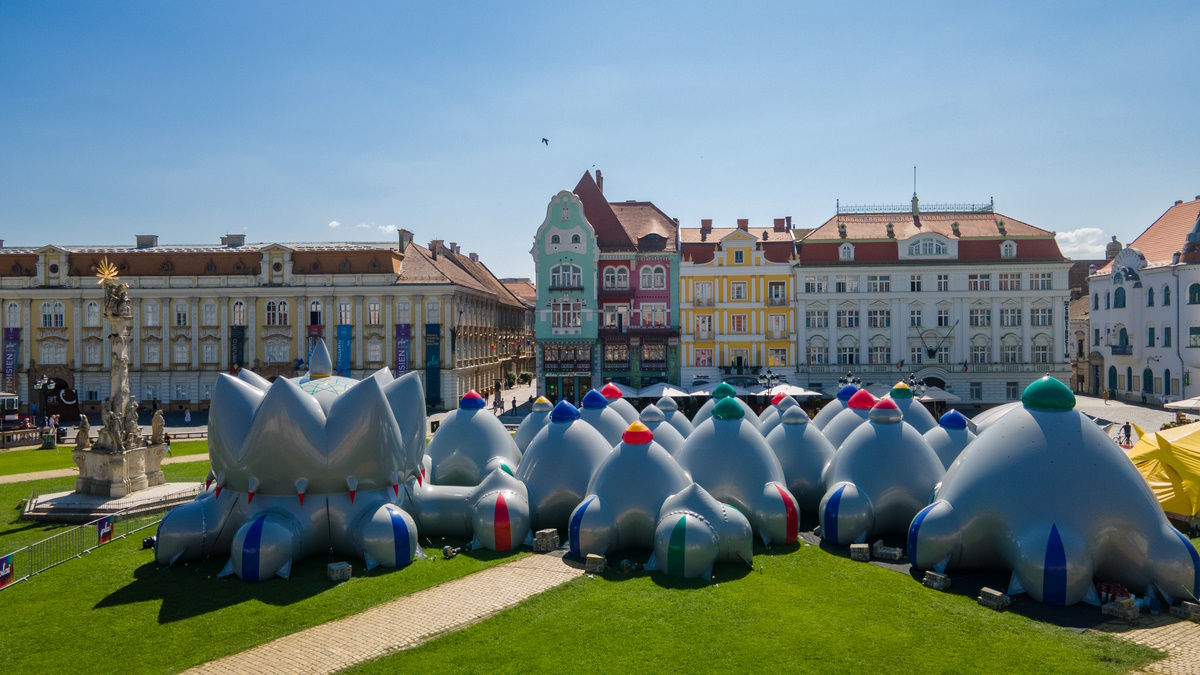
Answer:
793, 196, 1073, 407
1089, 196, 1200, 402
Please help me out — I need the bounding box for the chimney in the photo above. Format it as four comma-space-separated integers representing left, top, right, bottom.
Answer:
737, 219, 749, 231
596, 170, 603, 194
469, 252, 479, 262
1105, 236, 1121, 260
700, 219, 712, 234
397, 229, 413, 253
430, 239, 444, 260
449, 242, 460, 255
220, 234, 245, 248
785, 216, 792, 231
136, 234, 159, 249
1176, 200, 1184, 206
773, 218, 786, 232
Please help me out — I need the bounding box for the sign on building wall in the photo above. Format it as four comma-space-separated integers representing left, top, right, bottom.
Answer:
425, 324, 441, 403
306, 325, 324, 365
395, 324, 410, 374
2, 328, 18, 393
336, 325, 353, 376
229, 326, 245, 371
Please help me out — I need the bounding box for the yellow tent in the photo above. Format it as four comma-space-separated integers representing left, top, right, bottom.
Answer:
1128, 422, 1200, 518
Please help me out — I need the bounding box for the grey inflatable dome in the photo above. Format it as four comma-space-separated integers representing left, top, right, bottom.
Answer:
821, 389, 877, 449
691, 383, 761, 429
579, 389, 629, 446
646, 483, 753, 580
675, 398, 799, 545
657, 396, 694, 438
765, 406, 837, 513
425, 391, 523, 486
812, 384, 859, 431
514, 396, 555, 454
600, 383, 640, 423
638, 404, 686, 456
758, 395, 799, 438
923, 409, 976, 470
819, 397, 945, 545
884, 382, 938, 434
514, 400, 612, 531
909, 377, 1200, 606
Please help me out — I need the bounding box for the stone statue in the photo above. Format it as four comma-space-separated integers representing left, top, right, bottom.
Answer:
151, 409, 165, 445
75, 417, 92, 450
123, 399, 142, 447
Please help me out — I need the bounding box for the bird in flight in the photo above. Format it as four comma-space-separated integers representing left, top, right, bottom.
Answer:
541, 138, 549, 146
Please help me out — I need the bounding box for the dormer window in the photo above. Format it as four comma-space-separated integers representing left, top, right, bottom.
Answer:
839, 243, 854, 261
550, 235, 560, 244
571, 234, 580, 244
734, 250, 745, 264
907, 238, 947, 255
1001, 240, 1017, 258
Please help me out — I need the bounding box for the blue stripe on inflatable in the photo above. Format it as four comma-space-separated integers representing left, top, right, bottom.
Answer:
1175, 530, 1200, 600
243, 516, 265, 582
1043, 524, 1067, 606
824, 485, 845, 545
908, 502, 936, 565
569, 497, 594, 558
389, 508, 411, 569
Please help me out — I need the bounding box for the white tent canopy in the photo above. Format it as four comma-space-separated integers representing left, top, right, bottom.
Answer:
1166, 396, 1200, 411
636, 382, 691, 398
689, 382, 755, 397
918, 386, 961, 403
760, 383, 823, 398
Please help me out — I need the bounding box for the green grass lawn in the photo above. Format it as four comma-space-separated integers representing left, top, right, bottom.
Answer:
348, 544, 1161, 674
0, 439, 208, 476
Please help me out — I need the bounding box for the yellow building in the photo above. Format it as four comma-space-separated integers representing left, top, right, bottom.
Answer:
679, 218, 804, 386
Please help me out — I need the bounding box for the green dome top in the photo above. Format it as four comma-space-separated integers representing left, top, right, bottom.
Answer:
1021, 376, 1076, 411
889, 382, 914, 399
712, 382, 737, 400
712, 397, 745, 420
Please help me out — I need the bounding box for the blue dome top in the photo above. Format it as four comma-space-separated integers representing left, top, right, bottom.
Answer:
938, 409, 968, 430
550, 400, 580, 422
460, 390, 486, 409
581, 390, 609, 409
837, 384, 859, 401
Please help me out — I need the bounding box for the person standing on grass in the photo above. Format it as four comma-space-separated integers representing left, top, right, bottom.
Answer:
164, 432, 172, 457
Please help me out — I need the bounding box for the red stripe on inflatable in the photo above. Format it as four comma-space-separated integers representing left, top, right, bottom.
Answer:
298, 492, 305, 506
349, 489, 356, 504
247, 491, 255, 504
393, 483, 400, 496
214, 486, 222, 500
494, 493, 512, 552
777, 484, 798, 544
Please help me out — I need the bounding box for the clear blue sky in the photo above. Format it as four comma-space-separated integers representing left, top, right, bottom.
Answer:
2, 1, 1198, 277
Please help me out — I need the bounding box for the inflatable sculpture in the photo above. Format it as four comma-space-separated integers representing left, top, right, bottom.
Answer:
909, 377, 1200, 606
821, 389, 878, 450
514, 396, 554, 453
819, 398, 945, 545
600, 382, 640, 423
675, 398, 799, 545
579, 389, 629, 446
812, 384, 859, 430
656, 396, 694, 438
923, 409, 976, 470
568, 421, 691, 557
692, 383, 761, 429
758, 394, 799, 438
637, 404, 687, 456
155, 341, 427, 580
426, 391, 523, 485
645, 483, 754, 580
886, 382, 937, 434
765, 406, 837, 513
970, 400, 1022, 435
409, 468, 532, 552
513, 401, 612, 532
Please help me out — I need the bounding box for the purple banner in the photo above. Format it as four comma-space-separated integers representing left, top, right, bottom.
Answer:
395, 324, 411, 375
2, 328, 18, 394
0, 552, 13, 589
97, 516, 113, 545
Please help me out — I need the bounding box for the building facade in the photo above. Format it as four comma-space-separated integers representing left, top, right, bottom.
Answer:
679, 218, 800, 386
0, 231, 530, 415
1089, 197, 1200, 402
793, 196, 1073, 405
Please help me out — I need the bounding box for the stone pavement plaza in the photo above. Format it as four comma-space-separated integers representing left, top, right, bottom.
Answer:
185, 551, 583, 675
1074, 395, 1180, 434
1094, 613, 1200, 675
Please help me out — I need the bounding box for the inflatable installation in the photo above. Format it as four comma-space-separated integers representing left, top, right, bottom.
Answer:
425, 391, 523, 485
758, 394, 799, 438
909, 377, 1200, 606
155, 341, 427, 580
637, 404, 687, 456
675, 398, 799, 545
886, 382, 938, 434
765, 406, 837, 513
656, 396, 694, 438
513, 401, 612, 532
812, 384, 859, 430
923, 409, 976, 470
821, 389, 878, 450
579, 389, 629, 446
692, 382, 761, 429
645, 483, 754, 580
819, 398, 945, 545
514, 396, 554, 454
409, 468, 532, 552
600, 382, 640, 423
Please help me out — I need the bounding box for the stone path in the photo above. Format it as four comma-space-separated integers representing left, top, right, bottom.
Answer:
1092, 614, 1200, 674
185, 551, 583, 675
0, 453, 210, 485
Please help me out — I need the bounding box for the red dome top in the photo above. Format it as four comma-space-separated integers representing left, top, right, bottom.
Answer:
621, 420, 654, 444
771, 392, 786, 406
847, 389, 878, 410
601, 383, 624, 400
872, 397, 899, 411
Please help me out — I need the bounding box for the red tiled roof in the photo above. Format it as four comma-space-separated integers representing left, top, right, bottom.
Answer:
804, 210, 1052, 241
501, 278, 536, 304
609, 202, 678, 250
574, 172, 633, 250
679, 225, 803, 264
1097, 198, 1200, 273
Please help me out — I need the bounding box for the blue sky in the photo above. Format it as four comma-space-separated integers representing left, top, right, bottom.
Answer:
2, 1, 1198, 277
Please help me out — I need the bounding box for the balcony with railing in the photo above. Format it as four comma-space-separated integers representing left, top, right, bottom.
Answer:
1110, 344, 1133, 356
693, 297, 713, 307
598, 286, 633, 300
768, 296, 789, 307
767, 330, 791, 340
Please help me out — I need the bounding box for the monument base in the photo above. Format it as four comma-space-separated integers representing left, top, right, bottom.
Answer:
72, 443, 167, 498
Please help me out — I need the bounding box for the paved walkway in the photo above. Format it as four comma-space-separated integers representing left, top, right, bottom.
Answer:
1074, 394, 1179, 435
1092, 613, 1200, 674
184, 551, 583, 675
0, 453, 210, 485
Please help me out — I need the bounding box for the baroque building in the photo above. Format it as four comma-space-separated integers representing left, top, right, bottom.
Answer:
0, 231, 532, 415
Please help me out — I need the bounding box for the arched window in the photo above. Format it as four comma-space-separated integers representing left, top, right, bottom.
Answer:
1190, 284, 1200, 304
653, 266, 666, 289
550, 264, 582, 289
1164, 286, 1171, 306
550, 235, 560, 245
1092, 293, 1098, 310
144, 300, 160, 327
232, 301, 246, 326
277, 301, 289, 325
1114, 287, 1126, 308
41, 301, 65, 328
907, 238, 947, 255
1118, 327, 1128, 346
5, 302, 18, 327
604, 268, 617, 289
1147, 287, 1155, 307
641, 267, 653, 288
1108, 365, 1117, 391
309, 300, 322, 325
266, 301, 278, 326
1001, 241, 1017, 258
85, 301, 100, 328
839, 244, 854, 261
1126, 366, 1133, 392
1105, 292, 1110, 310
616, 267, 628, 288
571, 234, 581, 244
1143, 368, 1155, 393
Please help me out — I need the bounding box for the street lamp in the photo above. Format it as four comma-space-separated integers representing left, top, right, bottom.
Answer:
758, 368, 782, 391
905, 372, 928, 397
837, 371, 862, 387
33, 375, 55, 426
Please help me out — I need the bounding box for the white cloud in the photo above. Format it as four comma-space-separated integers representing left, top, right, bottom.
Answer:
355, 222, 373, 229
375, 224, 398, 234
328, 220, 341, 229
1056, 227, 1107, 259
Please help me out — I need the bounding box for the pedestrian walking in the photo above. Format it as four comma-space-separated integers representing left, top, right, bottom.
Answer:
184, 409, 191, 425
1121, 422, 1132, 446
164, 432, 172, 457
511, 396, 517, 411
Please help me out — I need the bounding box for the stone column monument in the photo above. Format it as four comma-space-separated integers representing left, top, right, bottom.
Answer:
73, 258, 167, 498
